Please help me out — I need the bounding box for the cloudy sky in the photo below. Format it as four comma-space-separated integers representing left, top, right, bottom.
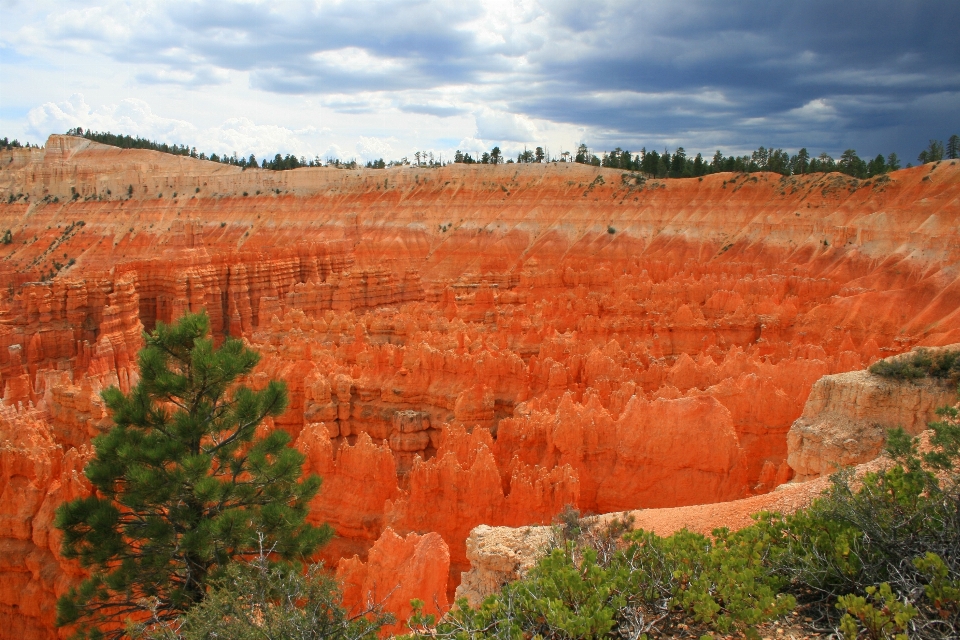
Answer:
1, 0, 958, 164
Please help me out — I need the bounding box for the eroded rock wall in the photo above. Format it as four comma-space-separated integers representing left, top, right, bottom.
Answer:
2, 137, 960, 637
787, 346, 960, 481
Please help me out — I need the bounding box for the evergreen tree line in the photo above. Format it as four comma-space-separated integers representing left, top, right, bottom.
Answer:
453, 146, 503, 165
52, 128, 960, 177
571, 135, 959, 179
1, 137, 41, 149
452, 147, 549, 165
451, 135, 959, 179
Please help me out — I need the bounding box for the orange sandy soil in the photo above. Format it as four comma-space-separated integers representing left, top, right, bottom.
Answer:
1, 137, 959, 638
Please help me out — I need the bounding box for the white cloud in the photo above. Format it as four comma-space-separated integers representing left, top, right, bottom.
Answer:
136, 66, 230, 87
27, 94, 197, 141
474, 108, 538, 143
320, 144, 346, 161
25, 94, 323, 159
786, 99, 840, 123
456, 136, 488, 154
355, 136, 394, 161
310, 47, 407, 76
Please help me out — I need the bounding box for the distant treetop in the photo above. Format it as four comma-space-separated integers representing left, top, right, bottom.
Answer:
0, 137, 40, 149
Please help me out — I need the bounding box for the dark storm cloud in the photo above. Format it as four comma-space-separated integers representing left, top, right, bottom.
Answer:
25, 0, 960, 157
516, 1, 960, 154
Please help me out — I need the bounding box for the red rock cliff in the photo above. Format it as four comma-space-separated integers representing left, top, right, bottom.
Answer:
2, 137, 960, 637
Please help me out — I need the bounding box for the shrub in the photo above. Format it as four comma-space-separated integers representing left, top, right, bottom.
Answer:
930, 351, 960, 382
870, 349, 934, 380
409, 546, 622, 640
408, 513, 793, 638
869, 348, 960, 383
142, 555, 388, 640
773, 417, 960, 637
837, 582, 917, 640
621, 524, 795, 633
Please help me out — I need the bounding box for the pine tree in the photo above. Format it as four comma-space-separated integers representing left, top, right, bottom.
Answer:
793, 148, 810, 175
711, 150, 725, 173
918, 139, 944, 164
575, 143, 589, 164
55, 311, 329, 638
947, 134, 959, 160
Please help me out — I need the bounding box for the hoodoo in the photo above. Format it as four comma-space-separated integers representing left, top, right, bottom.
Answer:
2, 136, 960, 637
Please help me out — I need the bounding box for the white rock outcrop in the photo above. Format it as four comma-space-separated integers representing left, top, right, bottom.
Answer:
455, 524, 556, 607
787, 346, 958, 481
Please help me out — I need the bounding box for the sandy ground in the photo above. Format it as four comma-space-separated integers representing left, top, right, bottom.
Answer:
593, 457, 889, 537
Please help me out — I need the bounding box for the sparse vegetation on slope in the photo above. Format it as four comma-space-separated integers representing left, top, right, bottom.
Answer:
869, 348, 960, 383
66, 127, 329, 170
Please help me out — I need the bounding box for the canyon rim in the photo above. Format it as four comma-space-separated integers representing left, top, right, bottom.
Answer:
2, 136, 960, 638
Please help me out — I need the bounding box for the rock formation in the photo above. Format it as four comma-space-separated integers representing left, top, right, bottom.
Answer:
336, 527, 449, 636
787, 345, 960, 481
2, 137, 960, 638
455, 524, 556, 607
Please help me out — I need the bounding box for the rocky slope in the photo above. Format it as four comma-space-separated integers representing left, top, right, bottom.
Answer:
1, 136, 959, 638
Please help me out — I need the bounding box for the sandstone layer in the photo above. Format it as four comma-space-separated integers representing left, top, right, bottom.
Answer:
1, 137, 960, 638
787, 345, 960, 481
455, 524, 556, 607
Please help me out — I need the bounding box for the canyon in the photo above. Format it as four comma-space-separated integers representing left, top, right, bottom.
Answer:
1, 136, 959, 638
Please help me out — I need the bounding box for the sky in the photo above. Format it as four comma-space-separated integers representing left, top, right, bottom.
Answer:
0, 0, 958, 164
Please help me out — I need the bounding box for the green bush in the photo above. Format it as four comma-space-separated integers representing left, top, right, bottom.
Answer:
870, 350, 933, 380
869, 348, 960, 383
141, 556, 388, 640
407, 545, 622, 640
621, 523, 795, 633
837, 582, 917, 640
406, 515, 794, 638
930, 351, 960, 381
767, 416, 959, 638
